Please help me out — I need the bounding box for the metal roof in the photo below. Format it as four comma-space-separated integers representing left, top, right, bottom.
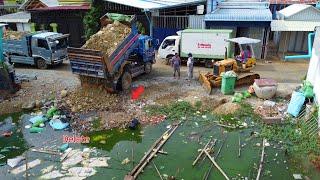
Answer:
271, 20, 320, 31
30, 5, 90, 11
20, 0, 59, 10
278, 4, 317, 18
33, 32, 60, 39
102, 0, 206, 10
205, 8, 272, 22
226, 37, 261, 44
269, 0, 317, 4
0, 11, 31, 23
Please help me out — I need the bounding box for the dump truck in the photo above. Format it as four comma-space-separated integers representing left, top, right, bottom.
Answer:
3, 31, 69, 69
68, 14, 157, 92
158, 29, 234, 67
0, 24, 19, 96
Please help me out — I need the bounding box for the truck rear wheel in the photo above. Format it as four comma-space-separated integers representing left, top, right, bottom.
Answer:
205, 61, 213, 68
144, 62, 152, 74
120, 71, 132, 91
36, 59, 48, 69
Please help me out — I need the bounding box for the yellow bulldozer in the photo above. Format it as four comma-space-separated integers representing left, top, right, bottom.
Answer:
199, 37, 261, 93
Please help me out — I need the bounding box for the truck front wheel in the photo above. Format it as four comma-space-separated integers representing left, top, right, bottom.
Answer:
144, 62, 152, 74
36, 59, 48, 69
120, 71, 132, 91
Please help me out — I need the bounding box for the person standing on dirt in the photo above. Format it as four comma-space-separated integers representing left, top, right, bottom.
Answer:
4, 54, 14, 83
187, 53, 194, 81
171, 53, 181, 79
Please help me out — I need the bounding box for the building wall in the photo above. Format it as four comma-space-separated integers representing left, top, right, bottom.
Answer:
31, 9, 88, 47
189, 15, 205, 29
16, 23, 31, 32
278, 31, 309, 54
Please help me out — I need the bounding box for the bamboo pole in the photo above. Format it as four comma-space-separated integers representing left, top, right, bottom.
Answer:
152, 162, 163, 180
238, 134, 241, 158
126, 123, 180, 179
256, 139, 266, 180
204, 150, 230, 180
192, 138, 214, 166
203, 135, 228, 180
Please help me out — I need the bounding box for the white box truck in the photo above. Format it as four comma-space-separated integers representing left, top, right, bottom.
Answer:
158, 29, 234, 67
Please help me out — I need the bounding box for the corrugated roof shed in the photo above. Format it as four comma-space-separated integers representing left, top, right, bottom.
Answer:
0, 11, 31, 23
269, 0, 317, 4
102, 0, 206, 10
278, 4, 313, 18
205, 8, 272, 21
205, 1, 272, 22
271, 20, 320, 31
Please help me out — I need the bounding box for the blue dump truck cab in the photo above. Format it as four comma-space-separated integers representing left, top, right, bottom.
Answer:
68, 15, 158, 92
3, 31, 69, 69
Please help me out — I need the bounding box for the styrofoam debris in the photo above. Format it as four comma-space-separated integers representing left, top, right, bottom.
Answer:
67, 167, 96, 177
40, 170, 64, 179
41, 165, 54, 174
7, 156, 25, 168
10, 159, 41, 175
87, 157, 110, 168
293, 174, 303, 179
62, 150, 83, 167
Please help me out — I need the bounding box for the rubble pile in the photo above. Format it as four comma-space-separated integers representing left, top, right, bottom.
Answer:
4, 31, 28, 40
65, 88, 121, 113
254, 101, 287, 118
82, 21, 131, 57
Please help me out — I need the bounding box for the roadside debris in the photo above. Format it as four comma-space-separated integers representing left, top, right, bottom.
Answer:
7, 156, 25, 168
40, 170, 65, 179
10, 159, 41, 175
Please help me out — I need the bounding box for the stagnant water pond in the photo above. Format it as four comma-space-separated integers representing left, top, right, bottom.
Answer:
85, 114, 320, 180
1, 112, 320, 179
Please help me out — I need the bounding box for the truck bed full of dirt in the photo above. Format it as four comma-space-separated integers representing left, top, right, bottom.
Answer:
82, 21, 131, 57
4, 31, 28, 40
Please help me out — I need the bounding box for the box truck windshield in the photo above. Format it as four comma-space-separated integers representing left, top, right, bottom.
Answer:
161, 39, 175, 49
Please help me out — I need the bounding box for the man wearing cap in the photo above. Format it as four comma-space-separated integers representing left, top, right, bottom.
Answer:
187, 53, 194, 81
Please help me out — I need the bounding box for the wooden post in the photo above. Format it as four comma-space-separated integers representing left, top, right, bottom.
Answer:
256, 139, 266, 180
204, 150, 230, 180
192, 138, 214, 166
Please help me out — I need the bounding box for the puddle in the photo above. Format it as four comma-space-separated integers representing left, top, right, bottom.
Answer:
86, 127, 143, 152
0, 112, 28, 165
84, 115, 320, 180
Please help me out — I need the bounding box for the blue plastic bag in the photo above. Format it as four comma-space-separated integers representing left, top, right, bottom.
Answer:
287, 91, 306, 117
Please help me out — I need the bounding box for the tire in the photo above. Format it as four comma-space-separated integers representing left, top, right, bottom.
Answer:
120, 71, 132, 91
36, 58, 48, 69
205, 61, 213, 68
144, 62, 152, 74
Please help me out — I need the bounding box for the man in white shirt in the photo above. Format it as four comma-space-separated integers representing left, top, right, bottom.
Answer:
187, 53, 194, 81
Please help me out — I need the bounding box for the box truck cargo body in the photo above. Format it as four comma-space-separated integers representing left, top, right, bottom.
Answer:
158, 29, 234, 66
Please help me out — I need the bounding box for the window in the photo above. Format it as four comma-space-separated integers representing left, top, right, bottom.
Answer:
162, 39, 175, 49
38, 39, 49, 50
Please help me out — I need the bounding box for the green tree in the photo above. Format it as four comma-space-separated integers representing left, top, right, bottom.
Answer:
83, 1, 103, 40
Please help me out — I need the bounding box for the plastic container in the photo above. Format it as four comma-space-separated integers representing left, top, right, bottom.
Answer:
221, 76, 236, 95
253, 82, 277, 99
287, 91, 306, 117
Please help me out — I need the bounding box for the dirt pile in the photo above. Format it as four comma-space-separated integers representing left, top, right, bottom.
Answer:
65, 88, 122, 113
82, 21, 131, 57
4, 31, 28, 40
213, 102, 241, 115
